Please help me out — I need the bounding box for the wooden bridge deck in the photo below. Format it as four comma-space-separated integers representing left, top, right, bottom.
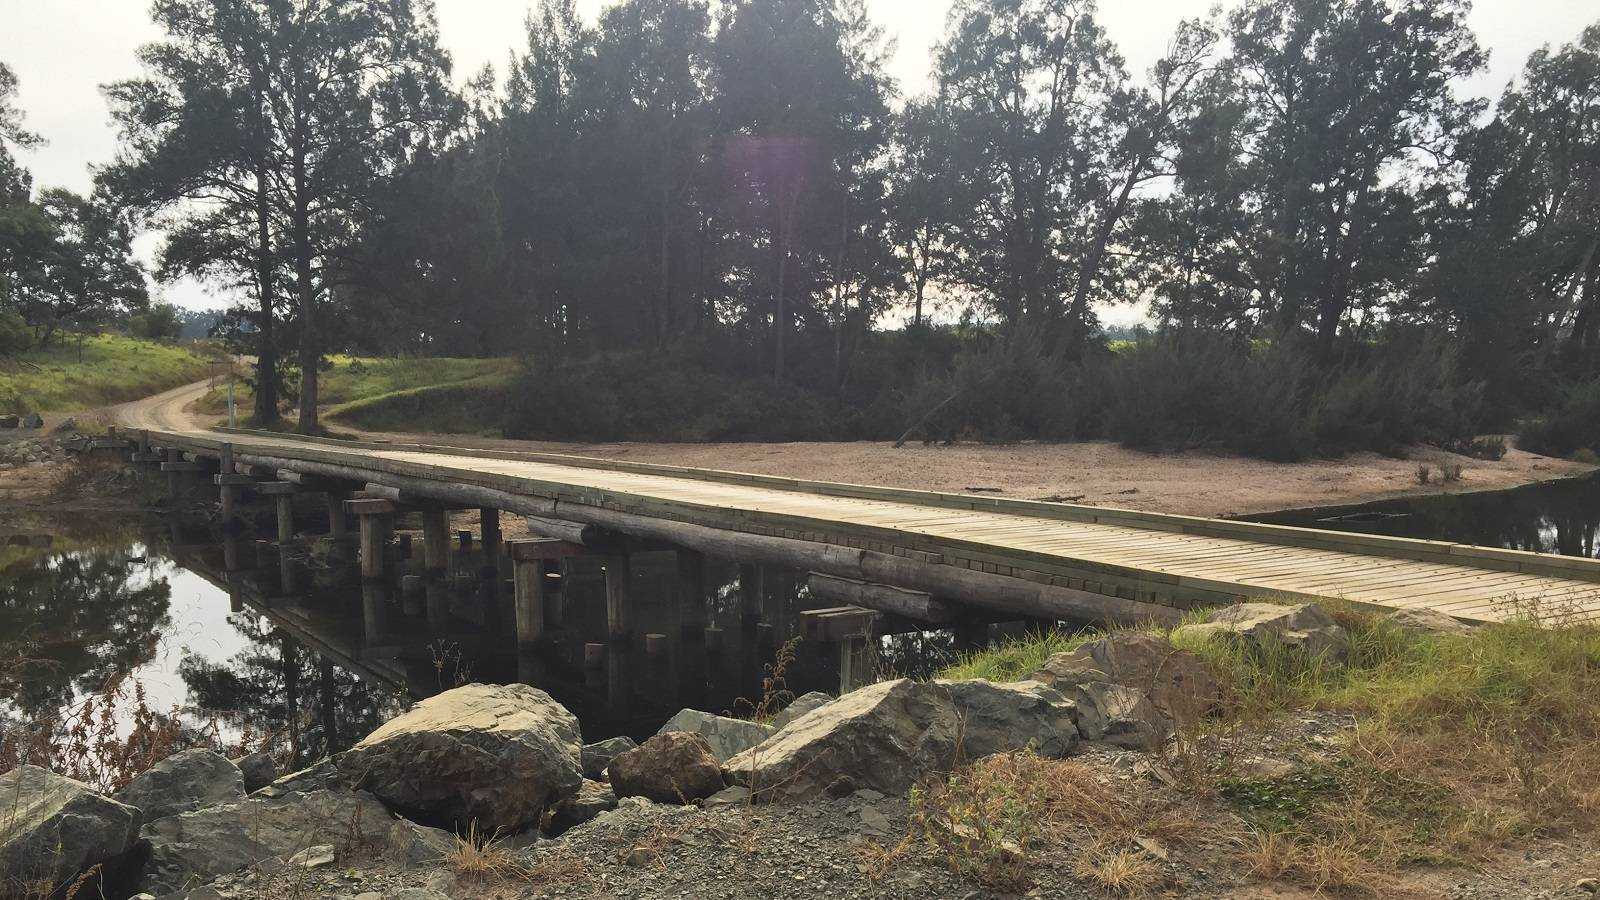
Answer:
132, 426, 1600, 626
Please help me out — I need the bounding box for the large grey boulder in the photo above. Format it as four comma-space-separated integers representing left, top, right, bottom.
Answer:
581, 736, 637, 780
1175, 602, 1348, 662
935, 679, 1078, 760
0, 765, 141, 891
1032, 631, 1222, 723
114, 749, 245, 820
724, 679, 959, 801
1067, 682, 1170, 751
607, 732, 725, 804
336, 683, 583, 831
232, 751, 278, 793
137, 789, 450, 895
655, 709, 774, 763
1384, 607, 1475, 637
254, 757, 343, 798
551, 780, 618, 832
769, 691, 832, 730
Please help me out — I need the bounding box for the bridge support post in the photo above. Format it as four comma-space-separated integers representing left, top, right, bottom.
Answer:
738, 563, 762, 630
325, 493, 349, 539
347, 499, 397, 583
604, 554, 631, 642
274, 495, 294, 546
513, 557, 545, 647
421, 507, 450, 624
362, 582, 390, 643
164, 448, 181, 500
676, 550, 706, 636
839, 636, 874, 695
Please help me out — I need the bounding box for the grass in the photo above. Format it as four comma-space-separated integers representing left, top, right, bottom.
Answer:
933, 601, 1600, 894
196, 354, 516, 433
905, 750, 1198, 894
0, 334, 223, 415
938, 628, 1099, 682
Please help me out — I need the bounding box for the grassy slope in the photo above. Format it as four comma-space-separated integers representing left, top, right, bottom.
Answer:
937, 604, 1600, 893
196, 355, 516, 432
0, 335, 221, 415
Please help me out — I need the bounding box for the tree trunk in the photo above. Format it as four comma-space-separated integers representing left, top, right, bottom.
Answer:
252, 156, 279, 426
292, 129, 319, 435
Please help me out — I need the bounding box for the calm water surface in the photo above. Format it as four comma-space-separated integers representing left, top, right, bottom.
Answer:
0, 512, 999, 769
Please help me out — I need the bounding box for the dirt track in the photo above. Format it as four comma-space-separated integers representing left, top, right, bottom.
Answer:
113, 377, 1597, 518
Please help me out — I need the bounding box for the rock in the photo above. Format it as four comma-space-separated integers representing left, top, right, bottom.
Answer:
336, 683, 583, 831
137, 789, 449, 895
769, 691, 833, 730
1067, 682, 1170, 751
655, 709, 774, 763
724, 678, 959, 802
1174, 602, 1348, 662
232, 751, 278, 793
702, 785, 751, 808
1384, 607, 1475, 636
53, 417, 76, 433
581, 736, 637, 780
114, 749, 245, 820
0, 765, 141, 890
935, 679, 1078, 760
1032, 631, 1223, 721
551, 779, 618, 831
393, 890, 453, 900
20, 413, 42, 429
286, 844, 336, 868
859, 804, 892, 834
254, 756, 344, 797
607, 732, 725, 804
0, 414, 17, 429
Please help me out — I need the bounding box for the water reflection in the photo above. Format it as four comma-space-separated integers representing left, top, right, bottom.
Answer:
1249, 473, 1600, 559
3, 510, 1031, 753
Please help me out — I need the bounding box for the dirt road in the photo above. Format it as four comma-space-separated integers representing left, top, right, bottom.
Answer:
114, 376, 1596, 518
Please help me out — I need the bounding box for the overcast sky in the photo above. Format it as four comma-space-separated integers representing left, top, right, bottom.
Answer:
3, 0, 1596, 314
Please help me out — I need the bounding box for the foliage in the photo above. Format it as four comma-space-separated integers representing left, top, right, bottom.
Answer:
0, 333, 217, 415
128, 301, 183, 341
1518, 378, 1600, 458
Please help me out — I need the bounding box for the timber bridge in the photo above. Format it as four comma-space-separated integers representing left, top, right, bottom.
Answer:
99, 418, 1600, 684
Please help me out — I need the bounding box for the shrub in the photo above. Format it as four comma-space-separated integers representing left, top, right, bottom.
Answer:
899, 332, 1082, 443
1519, 378, 1600, 459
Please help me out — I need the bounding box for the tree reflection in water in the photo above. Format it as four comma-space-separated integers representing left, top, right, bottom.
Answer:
0, 546, 172, 721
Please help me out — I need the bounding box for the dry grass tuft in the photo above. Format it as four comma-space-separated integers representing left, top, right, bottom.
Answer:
910, 750, 1197, 892
447, 822, 525, 883
1073, 841, 1166, 896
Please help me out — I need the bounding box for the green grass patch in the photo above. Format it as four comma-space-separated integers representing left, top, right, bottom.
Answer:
0, 335, 222, 415
196, 354, 516, 431
938, 628, 1099, 682
938, 602, 1600, 892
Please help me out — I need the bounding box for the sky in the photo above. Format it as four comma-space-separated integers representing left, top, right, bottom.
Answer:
3, 0, 1597, 316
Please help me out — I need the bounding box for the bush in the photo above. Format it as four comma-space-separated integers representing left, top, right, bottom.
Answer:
0, 310, 30, 356
900, 333, 1082, 443
128, 302, 183, 342
1519, 378, 1600, 458
1100, 333, 1311, 460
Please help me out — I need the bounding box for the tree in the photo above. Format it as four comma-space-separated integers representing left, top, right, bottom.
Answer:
0, 60, 46, 316
1216, 0, 1483, 352
711, 0, 894, 381
260, 0, 457, 434
923, 0, 1131, 344
106, 0, 289, 425
7, 189, 148, 345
